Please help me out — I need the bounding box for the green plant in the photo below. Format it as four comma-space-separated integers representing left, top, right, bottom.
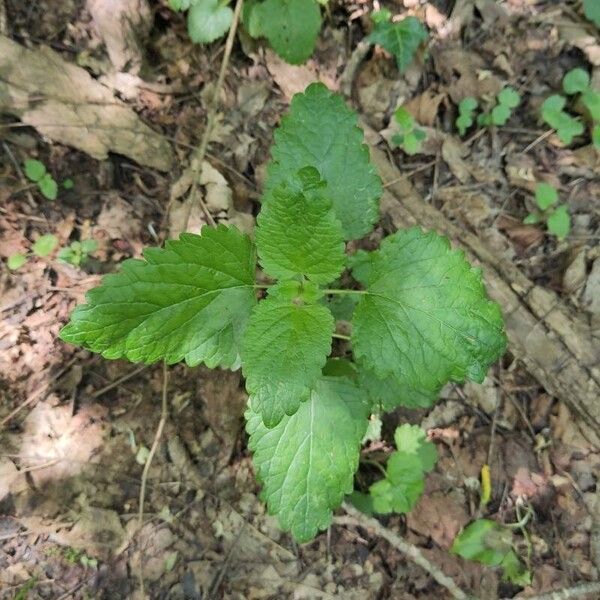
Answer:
562, 67, 600, 149
452, 519, 531, 585
170, 0, 322, 65
478, 87, 521, 127
24, 158, 58, 200
7, 233, 59, 271
524, 182, 571, 240
391, 107, 426, 154
368, 10, 428, 72
456, 97, 478, 136
60, 83, 506, 543
541, 95, 584, 145
584, 0, 600, 27
58, 239, 98, 267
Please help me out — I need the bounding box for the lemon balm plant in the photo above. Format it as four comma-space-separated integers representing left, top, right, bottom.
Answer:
60, 84, 507, 542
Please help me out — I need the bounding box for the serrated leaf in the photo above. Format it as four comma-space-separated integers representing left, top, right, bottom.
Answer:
266, 83, 382, 240
352, 228, 506, 402
246, 376, 370, 542
60, 225, 256, 369
32, 234, 58, 257
187, 0, 233, 44
24, 159, 46, 182
368, 16, 427, 72
256, 168, 345, 284
547, 204, 570, 240
563, 68, 590, 95
242, 295, 334, 427
253, 0, 321, 64
535, 182, 558, 210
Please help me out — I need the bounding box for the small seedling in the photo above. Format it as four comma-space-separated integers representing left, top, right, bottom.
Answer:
562, 68, 600, 149
391, 107, 426, 155
58, 239, 98, 267
524, 182, 570, 240
24, 159, 58, 200
61, 83, 506, 543
456, 97, 478, 136
7, 234, 59, 271
368, 11, 428, 72
541, 95, 584, 145
479, 87, 521, 127
452, 519, 531, 585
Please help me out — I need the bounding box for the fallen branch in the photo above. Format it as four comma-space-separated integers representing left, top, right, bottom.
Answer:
512, 582, 600, 600
340, 502, 470, 600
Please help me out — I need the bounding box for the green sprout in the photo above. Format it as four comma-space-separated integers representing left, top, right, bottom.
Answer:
524, 183, 570, 240
392, 107, 426, 155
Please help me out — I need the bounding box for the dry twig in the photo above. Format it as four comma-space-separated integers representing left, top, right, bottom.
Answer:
510, 582, 600, 600
340, 502, 470, 600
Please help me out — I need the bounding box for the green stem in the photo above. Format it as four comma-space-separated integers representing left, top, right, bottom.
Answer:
332, 333, 351, 341
253, 284, 272, 290
323, 288, 368, 296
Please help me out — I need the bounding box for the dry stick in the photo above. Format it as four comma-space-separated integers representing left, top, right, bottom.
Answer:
341, 503, 470, 600
511, 582, 600, 600
181, 0, 245, 232
521, 128, 553, 154
137, 360, 169, 597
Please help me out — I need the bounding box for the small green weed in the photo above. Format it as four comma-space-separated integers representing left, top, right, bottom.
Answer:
524, 182, 570, 240
7, 236, 97, 271
58, 239, 98, 267
562, 68, 600, 149
456, 97, 478, 136
392, 107, 426, 155
478, 87, 521, 127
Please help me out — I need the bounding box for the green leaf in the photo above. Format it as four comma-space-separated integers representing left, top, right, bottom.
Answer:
368, 16, 427, 72
8, 253, 27, 270
62, 178, 74, 190
369, 453, 424, 514
451, 519, 510, 566
242, 294, 334, 427
253, 0, 321, 64
491, 104, 511, 126
80, 239, 98, 254
547, 204, 570, 240
497, 87, 520, 109
32, 234, 58, 257
60, 225, 256, 369
459, 97, 478, 113
357, 362, 440, 410
523, 213, 540, 225
39, 173, 58, 200
169, 0, 193, 10
352, 228, 506, 403
563, 68, 590, 95
24, 159, 46, 182
187, 0, 233, 44
593, 123, 600, 148
256, 168, 345, 284
402, 131, 423, 155
246, 376, 370, 542
535, 182, 558, 210
584, 0, 600, 26
541, 95, 584, 145
501, 550, 531, 585
266, 83, 382, 240
393, 424, 437, 472
394, 106, 414, 131
582, 89, 600, 121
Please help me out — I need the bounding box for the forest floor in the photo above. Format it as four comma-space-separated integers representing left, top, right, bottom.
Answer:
1, 0, 599, 599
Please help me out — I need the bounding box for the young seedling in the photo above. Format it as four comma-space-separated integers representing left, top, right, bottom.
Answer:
478, 87, 521, 127
58, 239, 98, 267
456, 97, 478, 136
452, 518, 531, 585
541, 95, 584, 146
391, 107, 426, 155
368, 10, 428, 72
562, 67, 600, 149
60, 83, 506, 543
7, 234, 59, 271
524, 182, 570, 240
24, 159, 58, 200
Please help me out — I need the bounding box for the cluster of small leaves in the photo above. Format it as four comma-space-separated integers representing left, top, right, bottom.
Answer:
368, 425, 437, 514
452, 519, 531, 586
523, 183, 570, 240
478, 87, 521, 127
60, 83, 506, 543
562, 68, 600, 148
368, 10, 428, 72
8, 235, 97, 271
584, 0, 600, 27
170, 0, 322, 65
456, 97, 478, 136
391, 107, 426, 154
24, 159, 59, 200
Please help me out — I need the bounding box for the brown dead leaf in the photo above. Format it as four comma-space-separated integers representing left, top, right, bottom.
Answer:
265, 50, 321, 100
404, 89, 446, 126
442, 136, 471, 183
96, 194, 142, 240
0, 458, 28, 501
511, 467, 548, 499
496, 214, 544, 253
439, 187, 494, 227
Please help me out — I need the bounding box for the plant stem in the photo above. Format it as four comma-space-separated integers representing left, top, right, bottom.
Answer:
253, 284, 272, 290
332, 333, 351, 341
181, 0, 244, 232
340, 503, 470, 600
323, 288, 368, 296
